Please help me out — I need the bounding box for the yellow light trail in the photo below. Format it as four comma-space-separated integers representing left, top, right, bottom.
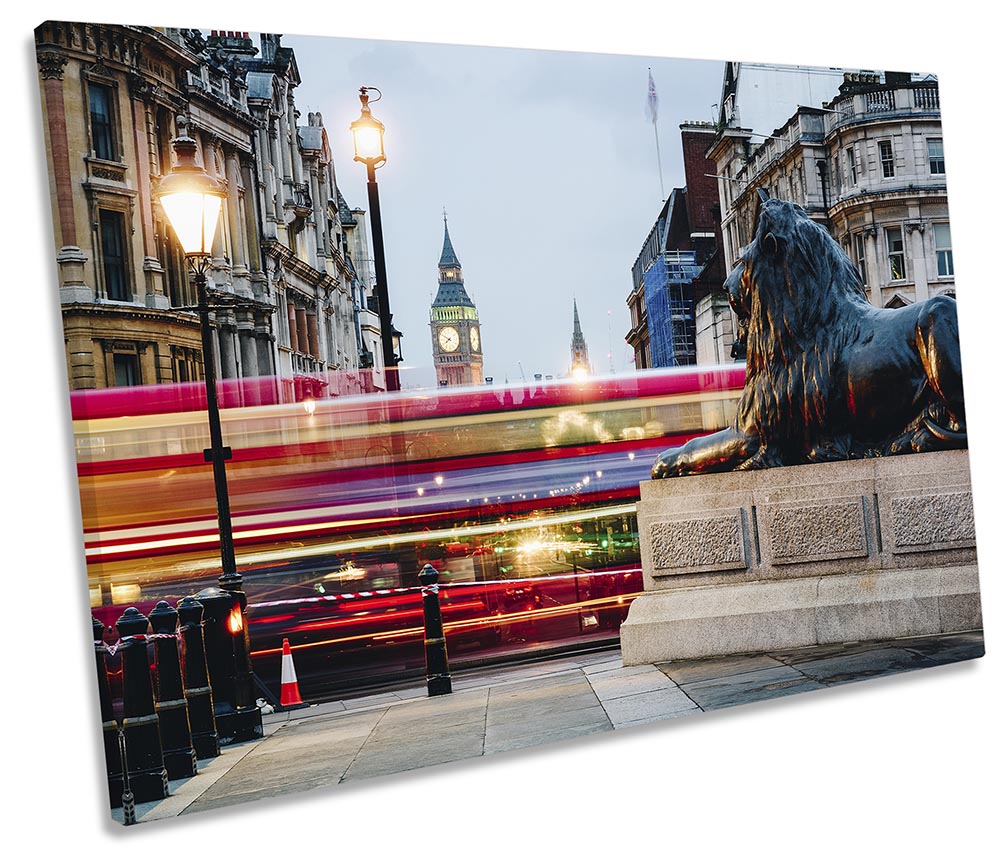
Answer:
173, 502, 638, 574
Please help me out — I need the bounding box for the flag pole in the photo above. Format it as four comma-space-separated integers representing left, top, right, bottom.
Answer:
647, 67, 665, 202
653, 115, 665, 202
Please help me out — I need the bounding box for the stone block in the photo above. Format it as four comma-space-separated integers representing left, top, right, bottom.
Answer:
622, 451, 983, 664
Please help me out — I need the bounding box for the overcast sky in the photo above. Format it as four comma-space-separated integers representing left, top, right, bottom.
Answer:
287, 34, 723, 388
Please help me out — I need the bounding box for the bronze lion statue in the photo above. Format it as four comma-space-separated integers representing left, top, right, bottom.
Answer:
652, 194, 966, 478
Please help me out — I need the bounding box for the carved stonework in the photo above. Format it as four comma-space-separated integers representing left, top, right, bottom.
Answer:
766, 498, 867, 564
648, 514, 746, 575
37, 48, 68, 80
890, 492, 976, 552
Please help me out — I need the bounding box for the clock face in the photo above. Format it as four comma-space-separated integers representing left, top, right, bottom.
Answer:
470, 327, 480, 352
438, 326, 460, 352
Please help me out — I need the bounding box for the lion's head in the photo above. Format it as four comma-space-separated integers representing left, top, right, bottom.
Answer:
733, 196, 869, 458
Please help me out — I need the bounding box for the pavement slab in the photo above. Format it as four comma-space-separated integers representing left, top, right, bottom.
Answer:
586, 664, 679, 701
780, 645, 942, 685
657, 653, 784, 685
601, 687, 700, 727
678, 665, 825, 710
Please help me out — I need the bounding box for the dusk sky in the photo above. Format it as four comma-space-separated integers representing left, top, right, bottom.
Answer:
288, 33, 723, 388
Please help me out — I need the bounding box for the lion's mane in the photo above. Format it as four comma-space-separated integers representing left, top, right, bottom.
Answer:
735, 200, 868, 462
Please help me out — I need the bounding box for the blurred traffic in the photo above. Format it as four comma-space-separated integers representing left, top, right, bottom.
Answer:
80, 367, 743, 698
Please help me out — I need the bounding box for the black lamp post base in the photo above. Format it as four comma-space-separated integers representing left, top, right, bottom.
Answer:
216, 706, 263, 745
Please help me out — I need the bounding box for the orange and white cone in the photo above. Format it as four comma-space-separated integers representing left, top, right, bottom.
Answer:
279, 637, 307, 708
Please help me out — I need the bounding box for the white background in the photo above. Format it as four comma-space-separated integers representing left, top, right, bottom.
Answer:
7, 1, 997, 850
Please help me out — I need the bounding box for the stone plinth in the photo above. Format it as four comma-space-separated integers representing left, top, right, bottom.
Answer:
620, 450, 982, 665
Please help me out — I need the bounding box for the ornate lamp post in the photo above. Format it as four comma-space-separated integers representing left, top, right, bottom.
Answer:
350, 87, 400, 392
156, 129, 262, 743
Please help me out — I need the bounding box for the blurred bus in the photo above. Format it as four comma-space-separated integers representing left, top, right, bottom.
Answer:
79, 367, 744, 698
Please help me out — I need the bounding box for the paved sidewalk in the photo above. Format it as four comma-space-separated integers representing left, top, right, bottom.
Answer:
112, 630, 985, 825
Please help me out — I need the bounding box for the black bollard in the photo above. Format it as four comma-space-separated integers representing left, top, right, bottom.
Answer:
94, 618, 124, 807
148, 602, 198, 780
418, 564, 452, 696
195, 587, 263, 744
177, 596, 220, 760
114, 608, 169, 803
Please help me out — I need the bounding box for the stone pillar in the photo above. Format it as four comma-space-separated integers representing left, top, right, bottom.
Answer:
278, 100, 294, 193
288, 99, 303, 186
255, 123, 275, 226
256, 314, 275, 379
306, 310, 320, 359
287, 299, 298, 352
308, 163, 322, 267
217, 312, 239, 380
225, 149, 250, 283
37, 47, 93, 302
296, 306, 309, 354
238, 312, 259, 405
863, 227, 882, 307
128, 76, 168, 309
908, 222, 930, 302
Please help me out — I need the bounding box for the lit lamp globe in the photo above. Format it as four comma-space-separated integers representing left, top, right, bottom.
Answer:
350, 87, 386, 168
158, 134, 225, 257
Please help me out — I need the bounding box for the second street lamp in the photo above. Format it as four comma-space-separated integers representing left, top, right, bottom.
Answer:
157, 127, 261, 742
350, 86, 400, 393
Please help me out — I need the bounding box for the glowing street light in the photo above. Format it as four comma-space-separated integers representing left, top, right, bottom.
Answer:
350, 87, 400, 392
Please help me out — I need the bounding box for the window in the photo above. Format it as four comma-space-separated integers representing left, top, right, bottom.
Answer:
88, 82, 116, 161
879, 140, 895, 178
934, 223, 954, 276
99, 209, 130, 301
848, 147, 858, 184
928, 139, 945, 175
886, 227, 905, 280
854, 233, 868, 286
113, 353, 140, 387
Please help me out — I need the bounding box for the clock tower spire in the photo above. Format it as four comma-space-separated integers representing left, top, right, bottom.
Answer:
430, 211, 483, 387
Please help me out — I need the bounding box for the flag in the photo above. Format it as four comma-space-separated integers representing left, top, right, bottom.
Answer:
645, 69, 658, 123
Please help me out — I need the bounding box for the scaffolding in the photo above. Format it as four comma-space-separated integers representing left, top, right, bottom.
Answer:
645, 250, 702, 367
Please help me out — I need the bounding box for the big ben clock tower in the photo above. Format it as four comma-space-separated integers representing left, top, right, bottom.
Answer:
430, 212, 483, 387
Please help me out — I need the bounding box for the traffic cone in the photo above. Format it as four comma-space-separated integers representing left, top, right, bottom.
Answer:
279, 638, 307, 709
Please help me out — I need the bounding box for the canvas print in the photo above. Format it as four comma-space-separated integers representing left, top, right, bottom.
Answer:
33, 20, 986, 827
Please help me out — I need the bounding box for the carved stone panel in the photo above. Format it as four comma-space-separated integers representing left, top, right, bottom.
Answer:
648, 511, 747, 576
888, 491, 976, 554
763, 497, 869, 565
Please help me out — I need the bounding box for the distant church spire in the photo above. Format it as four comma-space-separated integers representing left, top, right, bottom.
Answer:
570, 298, 592, 377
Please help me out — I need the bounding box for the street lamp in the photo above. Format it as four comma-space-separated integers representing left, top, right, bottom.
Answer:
351, 87, 400, 392
157, 130, 236, 587
157, 129, 262, 741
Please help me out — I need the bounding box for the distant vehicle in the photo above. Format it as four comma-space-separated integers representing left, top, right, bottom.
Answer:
81, 366, 744, 698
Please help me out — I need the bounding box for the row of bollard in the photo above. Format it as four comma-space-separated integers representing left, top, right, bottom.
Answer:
94, 588, 263, 819
95, 565, 453, 819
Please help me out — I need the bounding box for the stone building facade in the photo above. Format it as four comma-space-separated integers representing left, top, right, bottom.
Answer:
229, 32, 376, 399
35, 24, 379, 402
710, 70, 951, 310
